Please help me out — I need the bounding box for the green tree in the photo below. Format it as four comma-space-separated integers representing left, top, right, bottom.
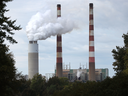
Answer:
0, 0, 21, 95
123, 32, 128, 74
112, 32, 128, 75
53, 75, 128, 96
0, 0, 21, 44
18, 76, 31, 95
0, 44, 21, 95
45, 76, 69, 96
112, 46, 125, 74
21, 89, 36, 96
30, 74, 46, 96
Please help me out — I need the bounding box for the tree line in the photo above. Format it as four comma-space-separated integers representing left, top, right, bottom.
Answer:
18, 73, 128, 96
1, 0, 128, 96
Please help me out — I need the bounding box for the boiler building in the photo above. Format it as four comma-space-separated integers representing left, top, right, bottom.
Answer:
54, 67, 109, 82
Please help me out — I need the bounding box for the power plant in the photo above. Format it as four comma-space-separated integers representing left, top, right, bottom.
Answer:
27, 3, 108, 81
28, 41, 38, 79
54, 65, 108, 82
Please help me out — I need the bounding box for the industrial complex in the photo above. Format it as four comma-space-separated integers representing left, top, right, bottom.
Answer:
56, 68, 109, 82
27, 3, 109, 81
45, 64, 109, 82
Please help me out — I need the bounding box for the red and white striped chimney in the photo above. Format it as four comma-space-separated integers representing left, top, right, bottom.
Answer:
89, 3, 95, 81
56, 4, 63, 77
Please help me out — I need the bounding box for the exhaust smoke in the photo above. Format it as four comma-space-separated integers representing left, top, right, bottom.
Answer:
26, 10, 76, 41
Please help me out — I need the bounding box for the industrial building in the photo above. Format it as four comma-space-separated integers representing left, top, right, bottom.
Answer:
54, 67, 109, 82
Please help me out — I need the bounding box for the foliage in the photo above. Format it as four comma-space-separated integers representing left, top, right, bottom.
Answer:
112, 32, 128, 75
43, 76, 69, 96
59, 77, 69, 85
112, 46, 126, 74
18, 76, 31, 95
124, 50, 128, 74
46, 76, 61, 87
123, 33, 128, 74
30, 74, 46, 96
18, 75, 128, 96
0, 0, 21, 44
0, 0, 21, 95
19, 75, 70, 96
53, 74, 128, 96
18, 74, 128, 96
0, 43, 21, 96
46, 76, 69, 87
21, 89, 36, 96
53, 81, 98, 96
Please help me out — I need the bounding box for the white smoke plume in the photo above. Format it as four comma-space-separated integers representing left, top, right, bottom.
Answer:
26, 10, 76, 41
77, 69, 82, 78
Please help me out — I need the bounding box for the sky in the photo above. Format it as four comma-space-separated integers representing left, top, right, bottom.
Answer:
5, 0, 128, 77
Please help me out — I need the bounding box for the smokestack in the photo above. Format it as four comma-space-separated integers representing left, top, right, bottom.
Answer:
89, 3, 96, 81
28, 41, 38, 79
56, 4, 63, 77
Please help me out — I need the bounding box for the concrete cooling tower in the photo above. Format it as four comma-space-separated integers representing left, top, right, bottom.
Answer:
28, 41, 38, 79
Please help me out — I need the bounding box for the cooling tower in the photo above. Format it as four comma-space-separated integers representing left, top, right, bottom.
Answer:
28, 41, 38, 79
89, 3, 96, 81
56, 4, 63, 77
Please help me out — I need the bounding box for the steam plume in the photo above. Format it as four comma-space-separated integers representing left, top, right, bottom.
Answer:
26, 10, 76, 41
77, 69, 82, 78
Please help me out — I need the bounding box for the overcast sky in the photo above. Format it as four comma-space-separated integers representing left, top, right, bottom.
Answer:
5, 0, 128, 77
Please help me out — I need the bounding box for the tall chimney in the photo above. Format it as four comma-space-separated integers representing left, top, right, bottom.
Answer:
56, 4, 63, 77
28, 41, 38, 79
89, 3, 95, 81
